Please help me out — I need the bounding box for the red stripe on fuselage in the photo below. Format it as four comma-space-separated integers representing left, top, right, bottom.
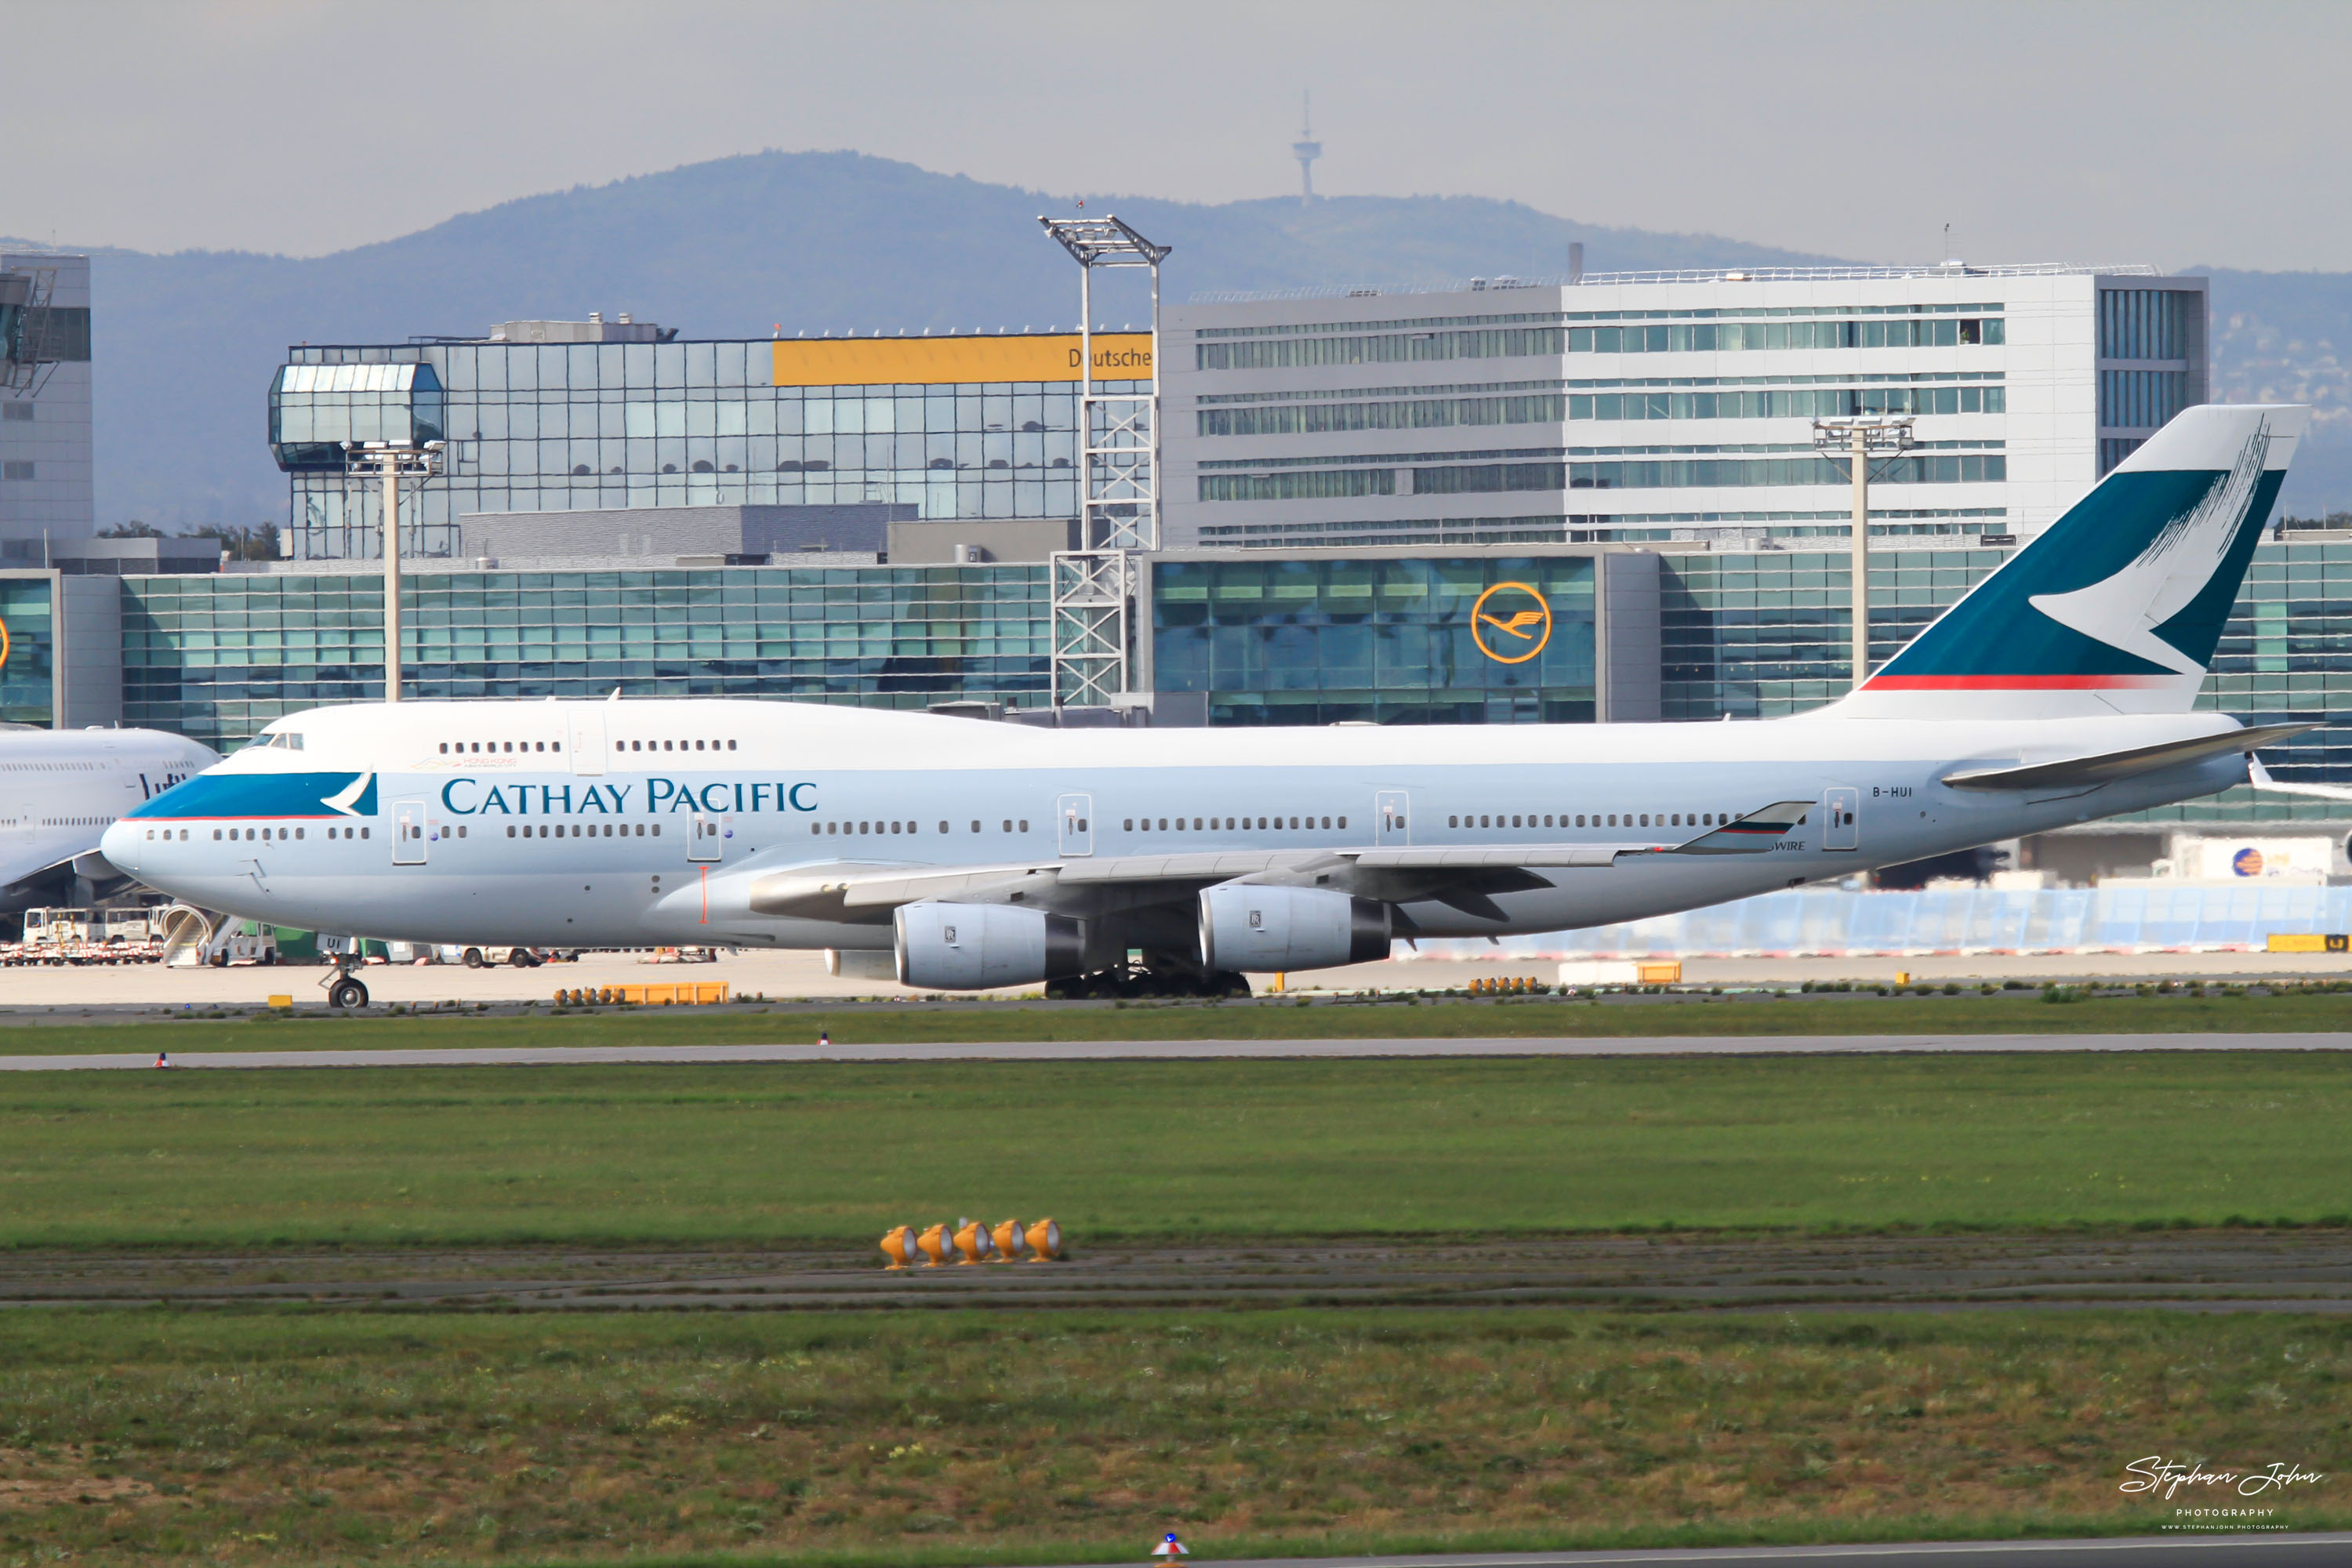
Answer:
1863, 674, 2177, 691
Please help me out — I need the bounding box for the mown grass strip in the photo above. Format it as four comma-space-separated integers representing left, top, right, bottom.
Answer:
4, 1054, 2349, 1247
0, 1307, 2343, 1566
4, 984, 2351, 1056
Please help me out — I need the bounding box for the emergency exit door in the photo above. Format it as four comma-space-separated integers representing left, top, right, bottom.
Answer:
1057, 793, 1093, 857
1823, 787, 1859, 851
393, 800, 428, 865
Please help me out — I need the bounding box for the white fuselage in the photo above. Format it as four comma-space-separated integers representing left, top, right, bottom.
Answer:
101, 698, 2249, 958
0, 728, 217, 894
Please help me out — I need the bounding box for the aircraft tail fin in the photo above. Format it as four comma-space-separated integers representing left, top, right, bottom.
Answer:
1834, 403, 2309, 720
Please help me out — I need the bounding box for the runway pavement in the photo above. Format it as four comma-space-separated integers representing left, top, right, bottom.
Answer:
4, 1030, 2348, 1070
1038, 1542, 2352, 1568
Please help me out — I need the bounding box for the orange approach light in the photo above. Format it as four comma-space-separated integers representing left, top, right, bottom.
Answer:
879, 1225, 917, 1270
1025, 1218, 1063, 1261
953, 1218, 993, 1265
990, 1218, 1026, 1262
916, 1223, 952, 1267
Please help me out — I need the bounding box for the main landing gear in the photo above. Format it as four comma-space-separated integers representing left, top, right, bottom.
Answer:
1045, 964, 1251, 1001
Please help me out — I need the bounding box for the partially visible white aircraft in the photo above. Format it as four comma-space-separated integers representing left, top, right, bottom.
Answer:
0, 724, 218, 906
105, 405, 2314, 1006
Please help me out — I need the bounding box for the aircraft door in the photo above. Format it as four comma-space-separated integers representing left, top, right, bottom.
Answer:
1823, 786, 1859, 851
1056, 793, 1093, 858
569, 708, 608, 776
688, 813, 725, 863
1375, 789, 1410, 846
393, 800, 428, 865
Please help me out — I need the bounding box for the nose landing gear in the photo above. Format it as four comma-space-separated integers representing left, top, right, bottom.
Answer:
320, 953, 370, 1011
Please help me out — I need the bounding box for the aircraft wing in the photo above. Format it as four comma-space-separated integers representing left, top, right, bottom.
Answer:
1940, 724, 2311, 792
735, 797, 1822, 925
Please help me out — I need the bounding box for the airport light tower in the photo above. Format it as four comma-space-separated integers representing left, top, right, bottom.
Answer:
1038, 214, 1171, 708
1812, 416, 1914, 692
342, 440, 445, 703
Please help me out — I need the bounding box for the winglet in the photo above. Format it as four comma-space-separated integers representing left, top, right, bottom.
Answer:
1662, 800, 1814, 855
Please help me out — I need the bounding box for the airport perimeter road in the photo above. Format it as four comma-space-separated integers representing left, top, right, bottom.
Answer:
4, 1031, 2350, 1070
1036, 1541, 2352, 1568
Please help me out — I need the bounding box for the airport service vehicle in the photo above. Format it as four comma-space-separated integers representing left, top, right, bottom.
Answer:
4, 905, 168, 966
0, 724, 216, 906
105, 405, 2311, 1005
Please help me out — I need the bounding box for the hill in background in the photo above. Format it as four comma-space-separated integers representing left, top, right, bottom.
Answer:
18, 148, 2351, 525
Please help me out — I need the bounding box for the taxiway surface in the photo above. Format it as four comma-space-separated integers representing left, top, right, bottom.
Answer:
3, 1031, 2347, 1071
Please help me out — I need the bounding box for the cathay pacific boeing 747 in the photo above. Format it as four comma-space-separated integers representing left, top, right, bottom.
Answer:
104, 405, 2314, 1005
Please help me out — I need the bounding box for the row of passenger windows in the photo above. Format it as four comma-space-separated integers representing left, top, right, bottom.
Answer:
1448, 811, 1733, 830
813, 820, 1030, 835
434, 739, 742, 756
197, 825, 374, 841
507, 822, 659, 837
1125, 815, 1346, 832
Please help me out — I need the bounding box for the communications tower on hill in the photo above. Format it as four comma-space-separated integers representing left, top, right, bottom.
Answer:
1292, 93, 1321, 206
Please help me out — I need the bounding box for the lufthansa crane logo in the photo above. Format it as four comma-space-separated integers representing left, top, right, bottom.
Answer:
1470, 581, 1551, 664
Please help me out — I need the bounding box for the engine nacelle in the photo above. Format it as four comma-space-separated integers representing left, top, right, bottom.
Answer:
1197, 884, 1391, 973
894, 902, 1086, 990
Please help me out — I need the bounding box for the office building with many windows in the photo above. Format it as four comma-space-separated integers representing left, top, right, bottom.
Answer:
1163, 265, 2205, 550
0, 252, 94, 546
270, 324, 1149, 560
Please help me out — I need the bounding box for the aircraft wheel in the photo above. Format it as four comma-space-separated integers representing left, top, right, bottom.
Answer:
1211, 971, 1252, 999
328, 978, 369, 1010
463, 947, 484, 968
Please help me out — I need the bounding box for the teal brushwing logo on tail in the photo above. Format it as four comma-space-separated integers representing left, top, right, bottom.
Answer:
1838, 405, 2307, 718
126, 771, 378, 819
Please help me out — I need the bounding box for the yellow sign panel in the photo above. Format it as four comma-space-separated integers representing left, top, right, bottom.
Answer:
2267, 933, 2349, 953
771, 333, 1152, 388
1470, 582, 1552, 664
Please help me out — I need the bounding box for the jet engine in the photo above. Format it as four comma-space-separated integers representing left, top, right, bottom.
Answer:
1197, 884, 1391, 973
894, 902, 1086, 990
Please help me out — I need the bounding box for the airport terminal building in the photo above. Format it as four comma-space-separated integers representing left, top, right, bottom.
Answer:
0, 261, 2344, 858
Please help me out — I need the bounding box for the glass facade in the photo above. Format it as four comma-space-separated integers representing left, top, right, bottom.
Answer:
1152, 555, 1596, 726
1660, 539, 2352, 826
268, 363, 445, 470
280, 338, 1138, 560
1661, 548, 2006, 719
121, 566, 1049, 751
0, 574, 53, 725
89, 535, 2352, 829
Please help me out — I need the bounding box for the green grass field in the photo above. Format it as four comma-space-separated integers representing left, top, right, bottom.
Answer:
5, 1054, 2349, 1247
5, 983, 2352, 1055
0, 1308, 2343, 1566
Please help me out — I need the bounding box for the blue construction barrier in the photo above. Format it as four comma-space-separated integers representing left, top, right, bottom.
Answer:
1419, 884, 2352, 959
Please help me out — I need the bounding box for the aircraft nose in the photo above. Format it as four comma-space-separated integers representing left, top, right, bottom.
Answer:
100, 818, 142, 877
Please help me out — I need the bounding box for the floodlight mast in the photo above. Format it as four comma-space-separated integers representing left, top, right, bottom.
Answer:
341, 440, 446, 703
1037, 216, 1171, 707
1811, 416, 1914, 692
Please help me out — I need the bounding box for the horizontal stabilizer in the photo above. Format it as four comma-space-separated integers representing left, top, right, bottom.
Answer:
1941, 724, 2310, 792
2248, 755, 2352, 803
1662, 800, 1816, 855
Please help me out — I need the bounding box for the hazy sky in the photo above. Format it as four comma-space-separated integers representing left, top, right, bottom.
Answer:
16, 0, 2350, 271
